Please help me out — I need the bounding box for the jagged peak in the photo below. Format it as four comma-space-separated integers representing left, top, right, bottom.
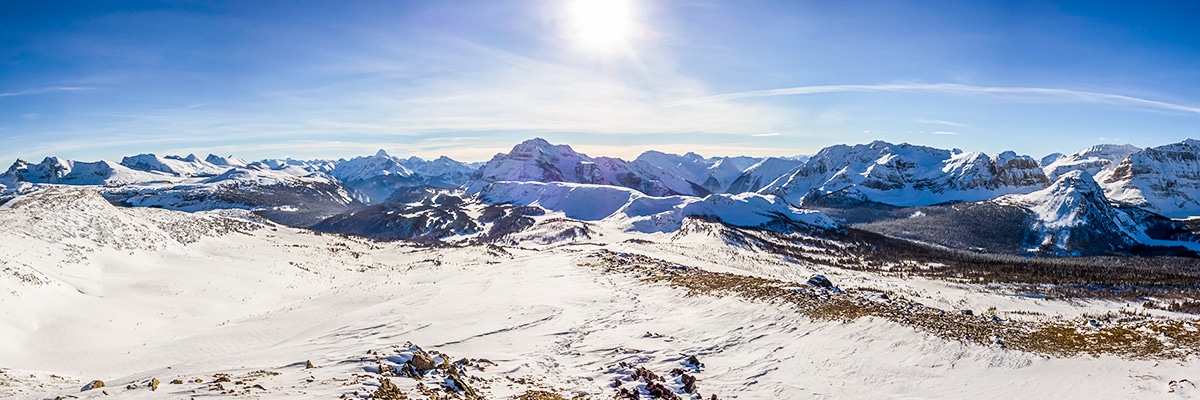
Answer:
990, 151, 1039, 167
375, 149, 390, 158
508, 138, 585, 160
992, 150, 1018, 160
163, 154, 201, 162
513, 137, 561, 150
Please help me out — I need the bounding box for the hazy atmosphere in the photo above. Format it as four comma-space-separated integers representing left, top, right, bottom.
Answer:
2, 0, 1199, 162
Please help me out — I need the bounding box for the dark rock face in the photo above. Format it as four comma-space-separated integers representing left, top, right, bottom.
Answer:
311, 193, 481, 242
989, 151, 1051, 188
806, 274, 833, 288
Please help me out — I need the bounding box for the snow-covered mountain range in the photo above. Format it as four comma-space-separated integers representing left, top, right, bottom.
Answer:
2, 137, 1199, 256
4, 139, 1200, 400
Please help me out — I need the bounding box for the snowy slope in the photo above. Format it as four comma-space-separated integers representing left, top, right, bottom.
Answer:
328, 150, 420, 204
1039, 152, 1064, 167
1102, 139, 1200, 219
478, 181, 835, 233
468, 138, 713, 196
1042, 143, 1140, 182
103, 166, 356, 228
726, 157, 804, 194
258, 157, 338, 175
2, 157, 172, 186
398, 155, 477, 188
996, 171, 1140, 253
1, 187, 1197, 400
995, 170, 1199, 254
204, 154, 249, 168
767, 141, 1049, 206
469, 138, 593, 188
120, 153, 228, 177
332, 150, 415, 183
633, 151, 761, 194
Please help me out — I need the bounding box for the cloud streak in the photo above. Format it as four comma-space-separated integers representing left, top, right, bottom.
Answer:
0, 87, 93, 98
663, 83, 1200, 115
913, 118, 970, 128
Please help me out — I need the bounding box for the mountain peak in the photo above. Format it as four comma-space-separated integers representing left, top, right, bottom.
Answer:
1048, 170, 1102, 195
375, 149, 390, 158
511, 137, 562, 153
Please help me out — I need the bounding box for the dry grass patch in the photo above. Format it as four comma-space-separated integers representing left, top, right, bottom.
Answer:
585, 250, 1200, 360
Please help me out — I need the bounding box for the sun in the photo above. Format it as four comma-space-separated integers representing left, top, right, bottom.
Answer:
564, 0, 637, 54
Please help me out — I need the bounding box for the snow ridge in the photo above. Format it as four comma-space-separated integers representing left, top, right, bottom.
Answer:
768, 141, 1049, 207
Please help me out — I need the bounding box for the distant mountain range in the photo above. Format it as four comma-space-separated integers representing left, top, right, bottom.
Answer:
2, 137, 1198, 256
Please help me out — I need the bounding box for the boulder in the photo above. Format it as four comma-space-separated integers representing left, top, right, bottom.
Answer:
806, 274, 833, 288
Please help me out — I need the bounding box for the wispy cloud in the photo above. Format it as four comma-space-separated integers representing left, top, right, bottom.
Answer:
913, 118, 970, 128
13, 40, 804, 161
0, 86, 93, 98
752, 132, 782, 137
931, 131, 957, 135
663, 83, 1200, 115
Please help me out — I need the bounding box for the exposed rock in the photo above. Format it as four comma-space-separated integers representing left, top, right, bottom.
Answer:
81, 379, 105, 391
806, 275, 833, 289
685, 355, 705, 370
514, 390, 570, 400
680, 373, 698, 393
769, 141, 1048, 207
1103, 139, 1200, 218
409, 352, 437, 372
372, 377, 409, 400
645, 381, 681, 399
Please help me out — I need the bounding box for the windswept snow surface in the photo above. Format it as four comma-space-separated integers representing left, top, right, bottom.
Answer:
0, 187, 1196, 399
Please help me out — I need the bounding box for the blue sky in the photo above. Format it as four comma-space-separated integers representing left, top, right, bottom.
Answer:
1, 0, 1198, 162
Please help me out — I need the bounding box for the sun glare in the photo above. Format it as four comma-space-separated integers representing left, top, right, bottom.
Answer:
564, 0, 637, 54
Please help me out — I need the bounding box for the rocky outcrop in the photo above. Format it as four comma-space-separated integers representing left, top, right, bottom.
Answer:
997, 171, 1145, 255
466, 138, 755, 197
1102, 139, 1200, 218
768, 141, 1049, 207
1042, 144, 1140, 182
